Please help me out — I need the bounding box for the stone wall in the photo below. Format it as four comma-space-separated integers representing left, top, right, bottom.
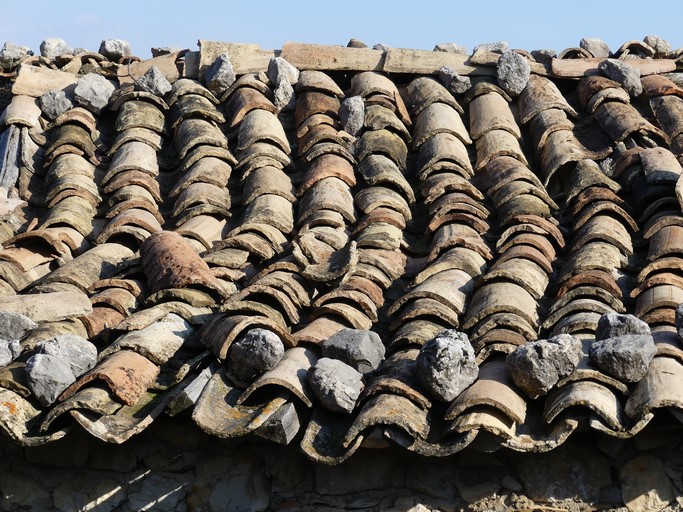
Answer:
0, 417, 681, 511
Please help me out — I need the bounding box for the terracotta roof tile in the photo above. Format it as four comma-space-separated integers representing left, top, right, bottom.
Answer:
0, 38, 682, 466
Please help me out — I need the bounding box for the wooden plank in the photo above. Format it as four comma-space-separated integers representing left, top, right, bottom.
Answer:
198, 40, 275, 79
118, 52, 182, 85
12, 65, 78, 97
280, 42, 384, 72
384, 47, 493, 76
0, 291, 92, 322
552, 57, 677, 78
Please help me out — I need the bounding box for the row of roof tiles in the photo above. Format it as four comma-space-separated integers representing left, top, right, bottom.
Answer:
0, 37, 679, 464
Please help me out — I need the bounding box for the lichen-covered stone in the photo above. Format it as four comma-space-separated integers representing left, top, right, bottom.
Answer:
473, 41, 508, 54
309, 357, 364, 413
39, 90, 73, 120
497, 51, 531, 96
589, 334, 656, 383
35, 334, 97, 378
322, 328, 385, 374
267, 57, 299, 86
580, 37, 610, 58
0, 310, 36, 340
25, 353, 76, 406
74, 73, 115, 113
596, 313, 650, 340
0, 42, 33, 68
644, 35, 671, 58
416, 329, 478, 402
506, 334, 582, 399
438, 66, 471, 95
0, 339, 21, 367
340, 96, 364, 136
136, 65, 172, 97
40, 38, 73, 59
273, 77, 295, 111
434, 43, 467, 54
598, 59, 642, 97
205, 53, 235, 98
227, 328, 285, 385
98, 39, 131, 61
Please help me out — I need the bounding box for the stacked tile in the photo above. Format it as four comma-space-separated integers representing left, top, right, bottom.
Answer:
37, 230, 223, 444
199, 74, 288, 289
192, 67, 313, 442
542, 158, 631, 338
95, 86, 166, 249
644, 74, 683, 162
0, 105, 104, 298
341, 76, 492, 459
168, 79, 234, 255
461, 80, 560, 360
299, 71, 419, 462
382, 76, 483, 355
198, 71, 302, 361
290, 70, 367, 341
612, 146, 683, 422
0, 94, 44, 209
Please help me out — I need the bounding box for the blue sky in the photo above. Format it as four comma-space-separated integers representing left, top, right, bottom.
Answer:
2, 0, 681, 57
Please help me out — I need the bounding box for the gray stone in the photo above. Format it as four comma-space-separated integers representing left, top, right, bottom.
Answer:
620, 455, 674, 511
434, 43, 467, 55
500, 475, 523, 492
340, 96, 364, 136
0, 471, 53, 511
40, 38, 73, 59
136, 65, 172, 97
25, 353, 76, 406
309, 357, 364, 413
438, 66, 471, 95
373, 43, 391, 52
315, 449, 405, 494
597, 313, 651, 340
406, 459, 459, 501
0, 42, 33, 68
227, 328, 285, 385
35, 334, 97, 377
515, 444, 611, 502
0, 310, 36, 340
189, 454, 270, 512
205, 53, 236, 98
675, 303, 683, 339
151, 46, 182, 57
39, 90, 73, 120
128, 472, 192, 512
530, 48, 556, 64
267, 56, 299, 86
73, 47, 87, 55
589, 334, 656, 383
506, 334, 582, 399
644, 35, 671, 58
416, 329, 478, 402
580, 37, 611, 58
473, 41, 509, 54
600, 156, 616, 177
322, 328, 385, 374
347, 38, 368, 48
598, 58, 643, 97
497, 50, 531, 96
273, 76, 295, 111
54, 477, 127, 512
98, 39, 132, 61
0, 339, 21, 367
74, 73, 115, 113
